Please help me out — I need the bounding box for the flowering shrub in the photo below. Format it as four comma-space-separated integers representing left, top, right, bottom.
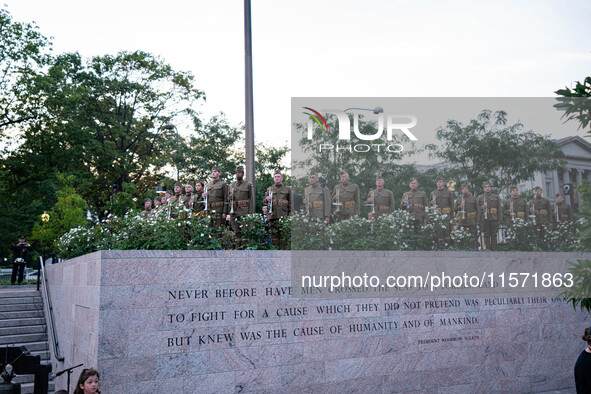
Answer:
56, 226, 98, 259
371, 210, 415, 251
57, 207, 583, 259
57, 211, 274, 259
291, 209, 452, 251
220, 214, 272, 250
277, 215, 292, 250
290, 213, 331, 250
329, 216, 374, 250
544, 221, 580, 252
112, 214, 191, 250
504, 218, 538, 251
451, 226, 475, 250
416, 207, 451, 250
503, 218, 580, 252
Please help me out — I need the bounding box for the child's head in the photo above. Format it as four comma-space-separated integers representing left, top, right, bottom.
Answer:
583, 326, 591, 346
74, 368, 100, 394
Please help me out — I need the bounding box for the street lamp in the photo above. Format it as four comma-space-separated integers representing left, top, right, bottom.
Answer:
39, 212, 50, 290
164, 123, 181, 182
344, 107, 384, 114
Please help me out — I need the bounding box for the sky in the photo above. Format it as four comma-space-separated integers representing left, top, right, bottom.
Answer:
4, 0, 591, 151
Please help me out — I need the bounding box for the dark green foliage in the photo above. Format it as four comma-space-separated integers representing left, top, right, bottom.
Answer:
426, 110, 565, 196
292, 114, 421, 206
56, 213, 274, 259
0, 6, 50, 131
0, 8, 289, 261
554, 75, 591, 313
554, 77, 591, 132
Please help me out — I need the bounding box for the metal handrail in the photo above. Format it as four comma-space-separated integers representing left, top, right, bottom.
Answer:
39, 256, 64, 362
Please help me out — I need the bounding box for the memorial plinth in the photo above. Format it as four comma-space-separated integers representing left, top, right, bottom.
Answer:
45, 250, 590, 393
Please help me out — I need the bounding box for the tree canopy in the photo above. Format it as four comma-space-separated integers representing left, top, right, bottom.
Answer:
426, 109, 565, 195
0, 6, 50, 131
292, 114, 422, 199
554, 76, 591, 133
0, 8, 288, 261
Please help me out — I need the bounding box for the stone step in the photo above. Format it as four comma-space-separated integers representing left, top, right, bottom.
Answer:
0, 332, 47, 345
20, 381, 56, 394
30, 350, 50, 361
0, 284, 38, 290
13, 373, 55, 384
0, 289, 40, 298
0, 285, 53, 393
0, 296, 43, 305
0, 293, 41, 300
0, 303, 43, 312
0, 317, 45, 328
8, 341, 49, 352
0, 324, 46, 336
0, 310, 45, 319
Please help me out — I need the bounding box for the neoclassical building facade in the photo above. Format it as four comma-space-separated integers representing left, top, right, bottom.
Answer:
419, 135, 591, 211
519, 136, 591, 210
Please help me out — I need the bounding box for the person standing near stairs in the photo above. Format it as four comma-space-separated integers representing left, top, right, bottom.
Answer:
10, 235, 32, 285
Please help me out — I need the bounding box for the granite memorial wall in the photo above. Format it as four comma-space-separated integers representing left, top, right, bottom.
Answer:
44, 250, 591, 393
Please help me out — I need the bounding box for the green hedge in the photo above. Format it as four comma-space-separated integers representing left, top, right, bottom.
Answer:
56, 210, 581, 260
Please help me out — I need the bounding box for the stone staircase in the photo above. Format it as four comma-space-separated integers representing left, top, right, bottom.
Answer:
0, 284, 54, 393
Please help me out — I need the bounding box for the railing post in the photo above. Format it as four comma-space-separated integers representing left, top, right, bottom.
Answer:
39, 256, 64, 362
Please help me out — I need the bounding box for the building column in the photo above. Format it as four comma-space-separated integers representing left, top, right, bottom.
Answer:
563, 169, 572, 205
576, 169, 584, 206
553, 169, 560, 202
